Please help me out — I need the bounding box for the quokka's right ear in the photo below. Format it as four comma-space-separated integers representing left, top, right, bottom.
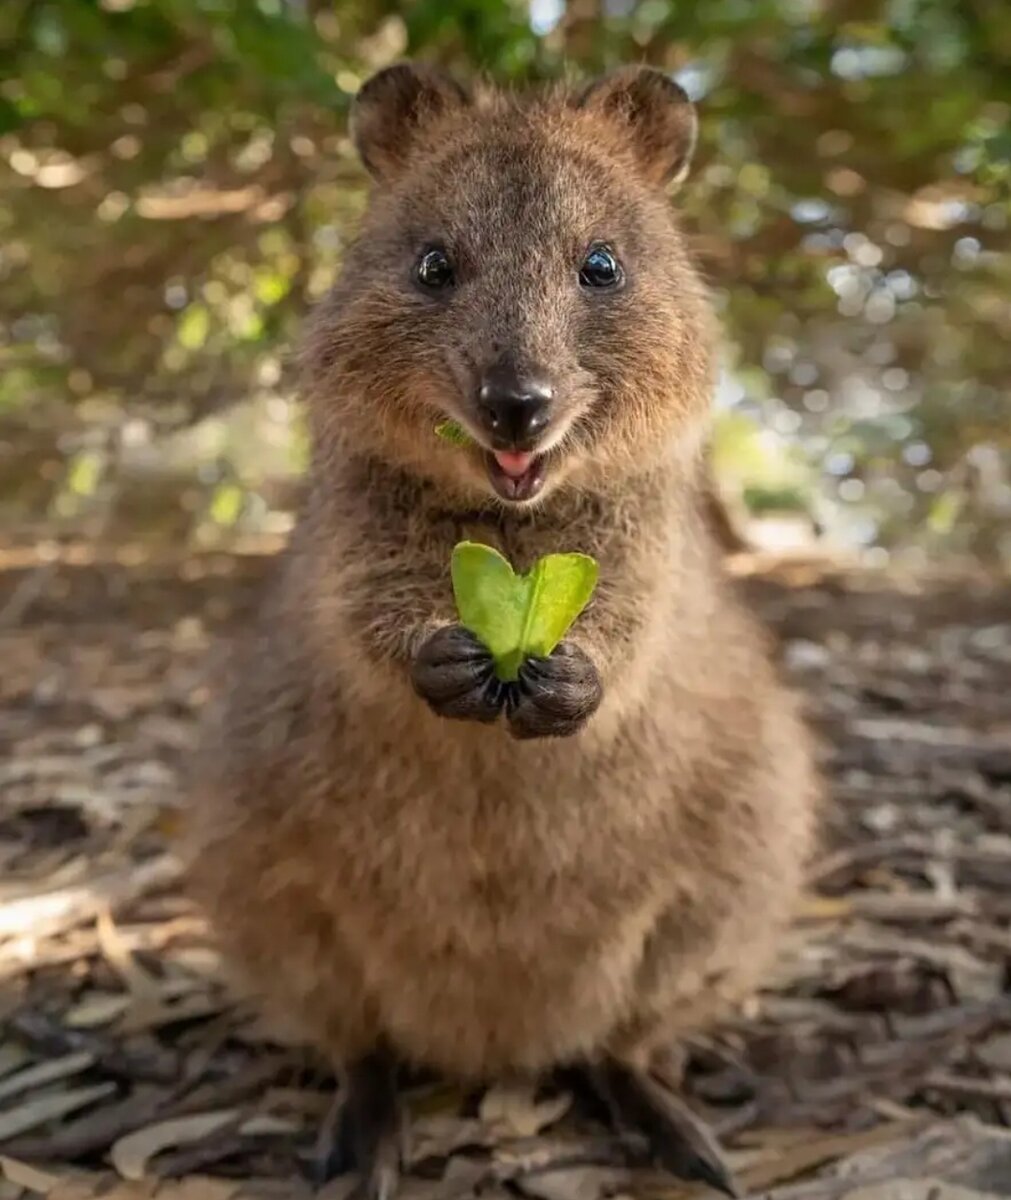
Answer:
351, 62, 470, 182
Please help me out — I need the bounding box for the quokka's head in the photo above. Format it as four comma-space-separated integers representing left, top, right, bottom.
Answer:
303, 62, 716, 506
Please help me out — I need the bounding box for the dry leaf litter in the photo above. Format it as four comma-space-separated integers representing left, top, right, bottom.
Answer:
0, 546, 1008, 1200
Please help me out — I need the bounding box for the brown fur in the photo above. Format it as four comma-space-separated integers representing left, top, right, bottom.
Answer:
186, 66, 818, 1092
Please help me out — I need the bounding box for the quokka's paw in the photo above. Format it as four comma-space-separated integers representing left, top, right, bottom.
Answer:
411, 625, 508, 723
506, 641, 603, 739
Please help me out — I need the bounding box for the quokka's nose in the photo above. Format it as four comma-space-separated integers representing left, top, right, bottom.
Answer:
477, 362, 553, 449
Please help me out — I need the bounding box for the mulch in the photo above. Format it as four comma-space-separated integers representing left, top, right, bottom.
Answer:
0, 543, 1008, 1199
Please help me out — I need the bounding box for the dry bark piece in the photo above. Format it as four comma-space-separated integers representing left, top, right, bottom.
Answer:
64, 994, 132, 1030
0, 1053, 96, 1105
110, 1111, 242, 1181
737, 1122, 925, 1192
0, 1082, 117, 1142
0, 1155, 66, 1192
479, 1084, 572, 1138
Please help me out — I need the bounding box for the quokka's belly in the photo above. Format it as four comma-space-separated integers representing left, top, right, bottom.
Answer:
350, 890, 659, 1078
320, 794, 660, 1076
305, 711, 680, 1075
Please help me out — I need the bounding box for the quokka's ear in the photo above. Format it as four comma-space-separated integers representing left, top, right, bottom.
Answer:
351, 62, 470, 182
578, 66, 697, 187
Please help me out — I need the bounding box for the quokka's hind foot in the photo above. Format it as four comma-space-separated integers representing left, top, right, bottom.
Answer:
569, 1055, 739, 1198
314, 1046, 404, 1200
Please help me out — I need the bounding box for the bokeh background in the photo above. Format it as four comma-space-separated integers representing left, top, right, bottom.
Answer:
2, 0, 1009, 562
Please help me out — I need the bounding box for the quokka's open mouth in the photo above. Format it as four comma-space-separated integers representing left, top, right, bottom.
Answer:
486, 449, 547, 502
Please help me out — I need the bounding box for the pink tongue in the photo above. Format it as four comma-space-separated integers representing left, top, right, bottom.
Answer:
494, 451, 534, 478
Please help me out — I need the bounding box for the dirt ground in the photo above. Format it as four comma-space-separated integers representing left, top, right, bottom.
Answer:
0, 545, 1009, 1200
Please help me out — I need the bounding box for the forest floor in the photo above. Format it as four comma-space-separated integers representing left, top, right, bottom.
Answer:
0, 543, 1009, 1200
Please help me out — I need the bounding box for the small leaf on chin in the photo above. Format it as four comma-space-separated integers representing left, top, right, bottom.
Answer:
434, 420, 471, 447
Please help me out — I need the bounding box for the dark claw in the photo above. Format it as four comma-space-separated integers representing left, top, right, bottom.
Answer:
411, 626, 507, 723
316, 1048, 403, 1200
507, 641, 602, 740
313, 1092, 355, 1184
580, 1058, 739, 1199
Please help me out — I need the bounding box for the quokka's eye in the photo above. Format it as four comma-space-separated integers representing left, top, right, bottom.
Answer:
415, 247, 454, 290
579, 243, 623, 290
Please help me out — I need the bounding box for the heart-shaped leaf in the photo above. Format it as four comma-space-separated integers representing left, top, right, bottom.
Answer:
451, 542, 598, 681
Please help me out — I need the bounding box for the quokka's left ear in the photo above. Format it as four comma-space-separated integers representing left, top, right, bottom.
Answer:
578, 66, 697, 187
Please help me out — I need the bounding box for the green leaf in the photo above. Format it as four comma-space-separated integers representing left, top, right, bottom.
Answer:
450, 541, 598, 681
177, 305, 210, 351
521, 553, 600, 661
434, 420, 471, 447
209, 481, 244, 527
451, 543, 526, 672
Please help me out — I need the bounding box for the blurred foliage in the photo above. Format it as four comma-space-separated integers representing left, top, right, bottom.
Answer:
1, 0, 1009, 559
